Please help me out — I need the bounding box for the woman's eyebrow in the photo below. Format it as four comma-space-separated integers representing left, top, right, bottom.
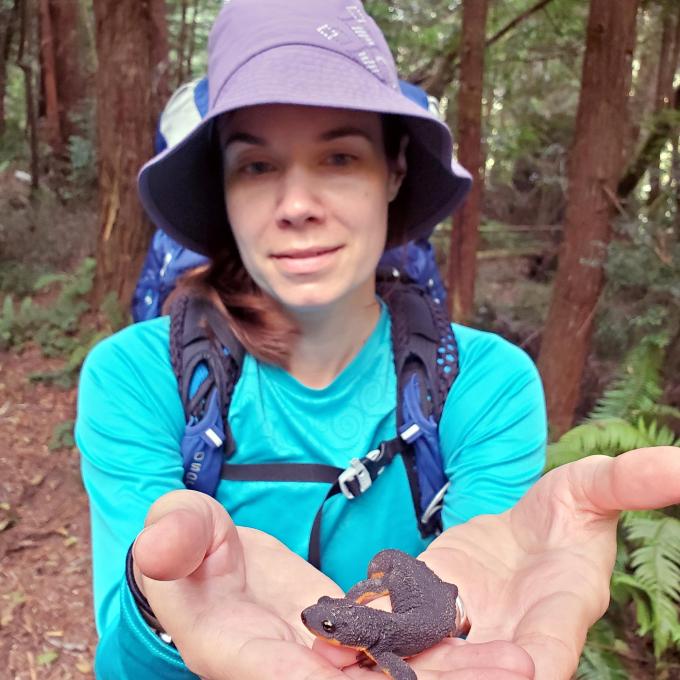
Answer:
319, 126, 375, 143
223, 132, 267, 148
223, 126, 375, 149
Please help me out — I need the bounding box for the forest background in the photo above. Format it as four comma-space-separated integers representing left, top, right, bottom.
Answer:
0, 0, 679, 678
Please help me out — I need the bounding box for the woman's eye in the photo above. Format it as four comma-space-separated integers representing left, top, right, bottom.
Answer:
240, 161, 274, 176
326, 153, 356, 167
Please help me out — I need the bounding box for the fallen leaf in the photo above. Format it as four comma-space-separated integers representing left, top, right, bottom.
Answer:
1, 590, 26, 627
76, 658, 93, 674
36, 649, 59, 666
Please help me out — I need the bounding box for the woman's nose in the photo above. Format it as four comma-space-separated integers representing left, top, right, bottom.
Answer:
275, 167, 325, 229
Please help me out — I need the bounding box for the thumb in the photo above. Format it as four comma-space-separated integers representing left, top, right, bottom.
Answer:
134, 488, 240, 582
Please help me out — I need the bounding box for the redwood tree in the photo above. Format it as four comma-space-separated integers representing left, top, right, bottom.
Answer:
50, 0, 94, 141
448, 0, 488, 323
92, 0, 169, 305
0, 0, 19, 137
38, 0, 61, 150
537, 0, 639, 437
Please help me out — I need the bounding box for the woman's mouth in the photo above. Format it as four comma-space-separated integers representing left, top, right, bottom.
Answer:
271, 245, 343, 275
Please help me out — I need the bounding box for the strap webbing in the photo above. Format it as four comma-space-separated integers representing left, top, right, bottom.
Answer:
221, 438, 403, 570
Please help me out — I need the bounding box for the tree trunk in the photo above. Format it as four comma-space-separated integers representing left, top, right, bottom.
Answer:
0, 0, 19, 138
448, 0, 488, 324
49, 0, 93, 141
92, 0, 169, 306
185, 0, 200, 79
647, 1, 679, 203
17, 0, 39, 189
175, 0, 189, 86
537, 0, 639, 438
38, 0, 62, 150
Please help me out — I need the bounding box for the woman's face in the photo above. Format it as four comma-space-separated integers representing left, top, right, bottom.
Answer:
220, 104, 406, 313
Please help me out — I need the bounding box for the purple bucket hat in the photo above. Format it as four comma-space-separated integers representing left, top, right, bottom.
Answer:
138, 0, 472, 257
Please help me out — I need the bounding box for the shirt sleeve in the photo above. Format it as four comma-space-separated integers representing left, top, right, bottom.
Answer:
75, 319, 199, 679
438, 325, 547, 527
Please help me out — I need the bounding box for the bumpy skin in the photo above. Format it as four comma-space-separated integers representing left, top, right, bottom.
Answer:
301, 549, 459, 680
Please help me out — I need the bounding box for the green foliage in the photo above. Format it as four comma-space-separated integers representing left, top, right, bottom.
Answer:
577, 619, 629, 680
0, 258, 95, 354
618, 512, 680, 657
548, 339, 680, 670
48, 420, 75, 451
0, 258, 127, 389
546, 417, 679, 471
546, 338, 680, 471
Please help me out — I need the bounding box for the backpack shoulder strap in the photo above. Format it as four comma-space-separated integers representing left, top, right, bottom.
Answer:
377, 279, 459, 536
169, 293, 245, 495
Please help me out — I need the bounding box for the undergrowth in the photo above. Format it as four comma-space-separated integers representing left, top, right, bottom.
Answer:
547, 337, 680, 677
0, 258, 128, 388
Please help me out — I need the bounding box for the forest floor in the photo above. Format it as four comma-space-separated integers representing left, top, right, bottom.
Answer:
0, 170, 673, 679
0, 348, 96, 680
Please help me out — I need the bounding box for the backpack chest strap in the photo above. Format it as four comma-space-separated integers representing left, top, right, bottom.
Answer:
221, 437, 404, 570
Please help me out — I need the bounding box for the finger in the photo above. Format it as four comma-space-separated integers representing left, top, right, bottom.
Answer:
134, 488, 239, 581
227, 638, 352, 680
510, 591, 591, 680
411, 638, 534, 678
312, 638, 361, 669
415, 670, 532, 680
571, 446, 680, 517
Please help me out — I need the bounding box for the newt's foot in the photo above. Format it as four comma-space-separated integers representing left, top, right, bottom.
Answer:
374, 651, 416, 680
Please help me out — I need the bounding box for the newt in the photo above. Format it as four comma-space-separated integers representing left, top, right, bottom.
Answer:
301, 549, 463, 680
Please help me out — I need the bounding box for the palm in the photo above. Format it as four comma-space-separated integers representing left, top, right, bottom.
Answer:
420, 447, 680, 679
136, 494, 351, 680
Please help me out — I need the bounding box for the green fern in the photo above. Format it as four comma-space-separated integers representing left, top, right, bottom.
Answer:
620, 512, 680, 657
545, 417, 679, 471
576, 619, 630, 680
589, 339, 665, 422
547, 337, 680, 668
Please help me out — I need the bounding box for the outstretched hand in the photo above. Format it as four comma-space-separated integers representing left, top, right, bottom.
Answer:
134, 446, 679, 680
403, 445, 680, 680
133, 490, 352, 680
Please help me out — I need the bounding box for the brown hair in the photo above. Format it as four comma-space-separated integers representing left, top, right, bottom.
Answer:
170, 114, 408, 369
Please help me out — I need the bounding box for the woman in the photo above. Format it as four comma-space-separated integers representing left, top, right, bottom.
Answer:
76, 1, 680, 678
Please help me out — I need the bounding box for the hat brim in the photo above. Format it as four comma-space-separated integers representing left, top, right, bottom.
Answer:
138, 45, 472, 257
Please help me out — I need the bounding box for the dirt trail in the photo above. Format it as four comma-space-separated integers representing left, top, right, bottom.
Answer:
0, 346, 97, 679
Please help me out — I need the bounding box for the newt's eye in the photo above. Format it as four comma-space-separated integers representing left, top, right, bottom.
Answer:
322, 620, 336, 633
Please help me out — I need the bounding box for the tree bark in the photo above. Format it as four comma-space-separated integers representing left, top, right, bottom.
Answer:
537, 0, 639, 437
448, 0, 488, 323
92, 0, 169, 306
38, 0, 62, 150
0, 0, 19, 138
17, 0, 39, 188
647, 1, 679, 203
185, 0, 200, 79
49, 0, 93, 141
175, 0, 189, 86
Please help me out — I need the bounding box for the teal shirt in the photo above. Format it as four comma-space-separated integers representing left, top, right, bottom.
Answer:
76, 304, 546, 679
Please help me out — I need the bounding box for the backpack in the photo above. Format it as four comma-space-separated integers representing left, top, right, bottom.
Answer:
132, 77, 448, 323
169, 278, 459, 570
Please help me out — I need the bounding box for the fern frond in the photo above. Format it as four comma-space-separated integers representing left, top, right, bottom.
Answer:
590, 341, 665, 422
621, 513, 680, 657
577, 619, 629, 680
546, 419, 651, 471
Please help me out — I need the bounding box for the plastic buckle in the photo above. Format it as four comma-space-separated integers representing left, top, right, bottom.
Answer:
338, 457, 372, 499
420, 481, 450, 525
